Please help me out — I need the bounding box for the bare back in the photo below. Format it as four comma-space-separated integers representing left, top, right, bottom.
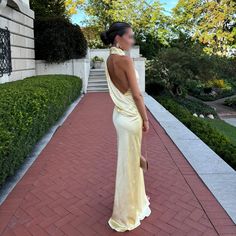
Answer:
106, 55, 130, 95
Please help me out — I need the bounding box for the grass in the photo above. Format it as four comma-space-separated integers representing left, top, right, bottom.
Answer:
204, 118, 236, 146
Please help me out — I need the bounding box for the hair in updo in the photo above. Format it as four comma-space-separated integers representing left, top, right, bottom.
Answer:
100, 22, 131, 46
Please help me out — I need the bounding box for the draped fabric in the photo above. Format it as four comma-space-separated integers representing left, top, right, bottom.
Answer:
105, 46, 151, 232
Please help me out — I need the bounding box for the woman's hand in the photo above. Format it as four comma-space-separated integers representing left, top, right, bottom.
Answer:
142, 119, 149, 133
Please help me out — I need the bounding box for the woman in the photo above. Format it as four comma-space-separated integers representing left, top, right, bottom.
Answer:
100, 22, 151, 232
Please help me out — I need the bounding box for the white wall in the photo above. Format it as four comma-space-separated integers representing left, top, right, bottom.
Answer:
36, 58, 90, 93
0, 0, 35, 83
21, 0, 30, 7
133, 57, 146, 93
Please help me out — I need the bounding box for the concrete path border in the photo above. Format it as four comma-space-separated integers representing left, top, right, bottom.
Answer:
143, 92, 236, 224
0, 92, 85, 205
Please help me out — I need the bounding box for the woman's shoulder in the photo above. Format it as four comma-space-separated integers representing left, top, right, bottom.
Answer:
121, 55, 133, 63
118, 55, 134, 70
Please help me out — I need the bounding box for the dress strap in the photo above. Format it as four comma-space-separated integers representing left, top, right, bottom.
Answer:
109, 46, 126, 56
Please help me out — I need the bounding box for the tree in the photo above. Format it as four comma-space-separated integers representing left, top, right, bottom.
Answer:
31, 0, 88, 62
34, 17, 88, 62
173, 0, 236, 56
30, 0, 84, 18
79, 0, 170, 48
30, 0, 67, 19
65, 0, 84, 16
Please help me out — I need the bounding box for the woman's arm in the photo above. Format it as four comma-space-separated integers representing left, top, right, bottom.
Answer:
123, 57, 149, 132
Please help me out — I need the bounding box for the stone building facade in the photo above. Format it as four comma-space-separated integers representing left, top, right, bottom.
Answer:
0, 0, 35, 83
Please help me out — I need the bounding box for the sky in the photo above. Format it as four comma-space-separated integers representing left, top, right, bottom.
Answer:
71, 0, 179, 25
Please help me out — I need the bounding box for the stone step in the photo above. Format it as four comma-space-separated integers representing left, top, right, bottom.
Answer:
88, 84, 107, 87
87, 86, 108, 90
88, 78, 107, 82
87, 69, 108, 92
87, 82, 108, 86
87, 87, 109, 91
90, 68, 105, 72
89, 74, 106, 78
89, 70, 106, 76
88, 81, 106, 85
87, 84, 108, 89
88, 75, 106, 80
87, 90, 109, 93
90, 69, 105, 72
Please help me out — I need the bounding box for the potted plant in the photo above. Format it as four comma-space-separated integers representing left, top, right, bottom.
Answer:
92, 56, 104, 69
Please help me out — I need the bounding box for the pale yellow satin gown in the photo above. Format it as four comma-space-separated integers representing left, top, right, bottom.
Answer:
105, 46, 151, 232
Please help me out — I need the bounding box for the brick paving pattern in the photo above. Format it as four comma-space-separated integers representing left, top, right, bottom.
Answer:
0, 92, 235, 236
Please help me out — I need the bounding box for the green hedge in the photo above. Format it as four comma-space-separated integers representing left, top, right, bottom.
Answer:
174, 97, 218, 118
155, 96, 236, 170
224, 97, 236, 109
0, 75, 82, 186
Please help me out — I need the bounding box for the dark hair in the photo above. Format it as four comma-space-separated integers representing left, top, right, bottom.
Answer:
100, 21, 131, 46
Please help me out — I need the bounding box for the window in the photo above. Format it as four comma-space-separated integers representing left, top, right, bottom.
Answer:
0, 27, 12, 77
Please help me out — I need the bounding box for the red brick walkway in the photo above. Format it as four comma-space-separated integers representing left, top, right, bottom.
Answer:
0, 92, 235, 236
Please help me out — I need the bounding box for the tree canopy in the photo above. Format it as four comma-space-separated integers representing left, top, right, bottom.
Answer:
173, 0, 236, 56
30, 0, 236, 57
30, 0, 66, 18
80, 0, 170, 48
65, 0, 84, 16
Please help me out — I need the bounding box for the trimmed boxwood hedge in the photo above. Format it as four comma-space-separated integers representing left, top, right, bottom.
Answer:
154, 95, 236, 170
0, 75, 82, 186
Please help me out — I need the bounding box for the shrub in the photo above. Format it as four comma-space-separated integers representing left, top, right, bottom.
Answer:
0, 75, 82, 186
224, 97, 236, 109
206, 78, 225, 89
145, 39, 236, 100
145, 48, 195, 96
92, 56, 104, 62
34, 17, 88, 63
174, 97, 218, 118
155, 95, 236, 170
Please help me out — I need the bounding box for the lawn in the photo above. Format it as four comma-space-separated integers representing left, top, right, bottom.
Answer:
204, 118, 236, 146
